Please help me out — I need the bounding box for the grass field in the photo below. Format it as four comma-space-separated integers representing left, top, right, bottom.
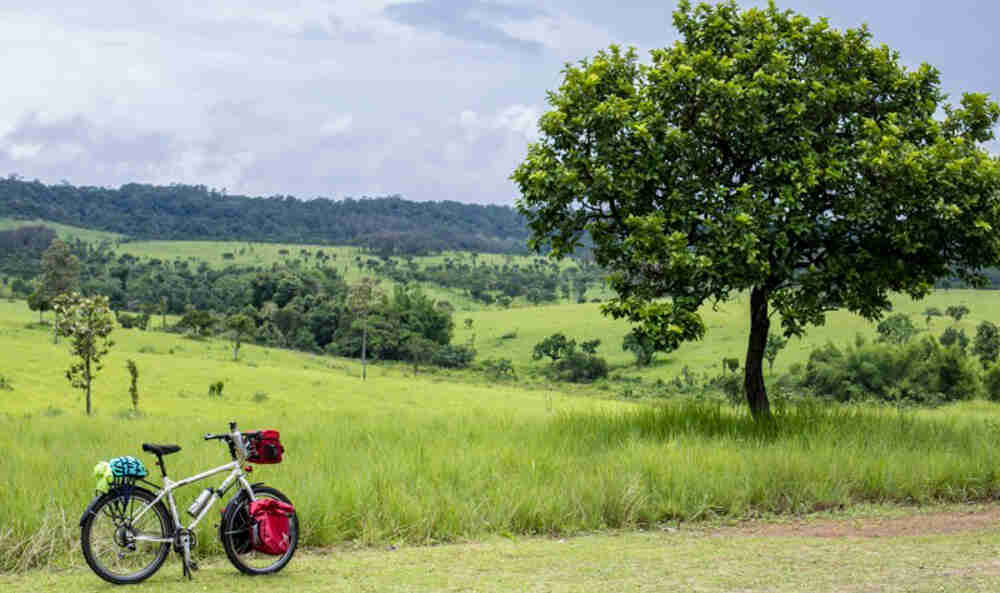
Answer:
458, 289, 999, 383
0, 218, 123, 243
5, 294, 1000, 572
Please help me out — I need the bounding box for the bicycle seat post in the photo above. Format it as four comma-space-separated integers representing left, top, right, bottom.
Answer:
154, 453, 167, 477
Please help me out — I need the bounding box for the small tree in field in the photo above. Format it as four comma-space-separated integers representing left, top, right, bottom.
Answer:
946, 305, 971, 323
764, 334, 788, 372
973, 321, 1000, 369
348, 277, 384, 381
126, 359, 139, 411
532, 333, 576, 362
54, 293, 114, 416
225, 312, 256, 361
513, 1, 1000, 419
924, 307, 942, 326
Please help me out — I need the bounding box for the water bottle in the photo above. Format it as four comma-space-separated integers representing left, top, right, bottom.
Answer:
187, 488, 213, 517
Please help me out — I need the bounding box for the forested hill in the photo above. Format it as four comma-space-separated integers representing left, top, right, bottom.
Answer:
0, 177, 531, 254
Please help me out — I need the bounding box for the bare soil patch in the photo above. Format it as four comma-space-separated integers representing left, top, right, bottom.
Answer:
715, 504, 1000, 538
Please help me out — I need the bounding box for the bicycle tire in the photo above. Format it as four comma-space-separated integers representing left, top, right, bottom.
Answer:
220, 484, 298, 575
80, 487, 171, 584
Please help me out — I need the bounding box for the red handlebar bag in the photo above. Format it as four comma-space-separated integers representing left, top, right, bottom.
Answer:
249, 498, 295, 555
248, 429, 284, 464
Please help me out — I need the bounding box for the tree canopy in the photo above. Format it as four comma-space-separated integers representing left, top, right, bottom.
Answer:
513, 0, 1000, 418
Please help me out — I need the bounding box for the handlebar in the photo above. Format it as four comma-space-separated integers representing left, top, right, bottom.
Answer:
204, 422, 250, 460
204, 433, 229, 441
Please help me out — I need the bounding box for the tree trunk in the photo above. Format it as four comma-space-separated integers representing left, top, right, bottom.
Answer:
85, 357, 92, 416
361, 322, 368, 381
744, 286, 771, 420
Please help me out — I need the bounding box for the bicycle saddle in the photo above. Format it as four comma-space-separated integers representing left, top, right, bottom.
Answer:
142, 443, 182, 456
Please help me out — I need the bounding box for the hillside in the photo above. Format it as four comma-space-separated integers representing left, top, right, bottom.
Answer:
0, 177, 530, 254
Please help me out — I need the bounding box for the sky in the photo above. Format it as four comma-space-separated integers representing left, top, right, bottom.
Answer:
0, 1, 996, 206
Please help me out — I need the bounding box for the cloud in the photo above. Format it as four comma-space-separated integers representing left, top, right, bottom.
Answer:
384, 0, 546, 53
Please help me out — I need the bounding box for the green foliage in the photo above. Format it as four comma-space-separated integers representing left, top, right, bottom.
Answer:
803, 337, 982, 404
513, 0, 1000, 417
946, 305, 971, 322
178, 307, 216, 337
432, 344, 477, 369
549, 351, 609, 383
252, 391, 269, 403
532, 332, 576, 362
126, 359, 139, 411
53, 292, 114, 415
482, 358, 517, 381
876, 314, 921, 345
580, 339, 601, 354
722, 358, 740, 374
0, 374, 12, 391
939, 327, 970, 352
972, 321, 1000, 369
225, 311, 256, 361
0, 179, 532, 255
764, 334, 788, 371
622, 330, 656, 367
208, 380, 224, 398
924, 307, 942, 325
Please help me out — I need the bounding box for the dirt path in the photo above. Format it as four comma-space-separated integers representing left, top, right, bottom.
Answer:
713, 504, 1000, 538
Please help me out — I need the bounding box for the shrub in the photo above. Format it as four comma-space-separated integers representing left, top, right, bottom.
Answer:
549, 352, 609, 383
482, 358, 516, 381
252, 391, 269, 403
208, 381, 224, 398
803, 337, 981, 404
0, 375, 11, 391
985, 365, 1000, 402
940, 327, 969, 352
432, 344, 476, 369
876, 313, 920, 344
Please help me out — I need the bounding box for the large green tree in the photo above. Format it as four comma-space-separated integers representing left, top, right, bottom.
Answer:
512, 1, 1000, 418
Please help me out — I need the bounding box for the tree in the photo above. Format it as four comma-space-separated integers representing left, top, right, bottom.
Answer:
27, 285, 51, 323
580, 339, 601, 354
763, 334, 788, 372
179, 307, 216, 337
532, 333, 576, 362
973, 321, 1000, 369
946, 305, 971, 323
126, 359, 139, 411
876, 314, 920, 345
225, 312, 256, 361
622, 330, 656, 367
53, 293, 114, 415
924, 307, 943, 326
402, 333, 437, 374
347, 277, 384, 381
39, 239, 80, 342
940, 327, 970, 352
512, 1, 1000, 419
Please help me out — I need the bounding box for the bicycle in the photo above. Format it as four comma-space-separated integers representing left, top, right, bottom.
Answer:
79, 421, 298, 584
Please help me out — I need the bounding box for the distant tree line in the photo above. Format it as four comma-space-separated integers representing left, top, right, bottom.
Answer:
0, 176, 532, 255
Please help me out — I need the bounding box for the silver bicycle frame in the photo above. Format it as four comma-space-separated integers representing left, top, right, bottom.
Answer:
129, 461, 257, 544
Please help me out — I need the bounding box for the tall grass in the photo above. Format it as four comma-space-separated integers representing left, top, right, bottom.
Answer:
4, 400, 1000, 571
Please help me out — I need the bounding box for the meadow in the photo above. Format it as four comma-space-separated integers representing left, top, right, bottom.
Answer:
5, 293, 1000, 572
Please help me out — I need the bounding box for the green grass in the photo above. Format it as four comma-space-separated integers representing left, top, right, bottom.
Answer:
0, 217, 123, 243
459, 289, 1000, 381
6, 290, 1000, 573
4, 521, 1000, 591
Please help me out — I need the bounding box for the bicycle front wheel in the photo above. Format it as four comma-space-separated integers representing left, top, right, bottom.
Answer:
80, 487, 171, 584
220, 485, 298, 575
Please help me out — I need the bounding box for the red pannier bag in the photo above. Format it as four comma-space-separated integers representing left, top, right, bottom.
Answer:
247, 429, 284, 464
249, 498, 295, 555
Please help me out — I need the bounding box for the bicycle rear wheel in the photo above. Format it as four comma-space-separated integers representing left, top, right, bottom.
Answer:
220, 485, 298, 575
80, 487, 171, 584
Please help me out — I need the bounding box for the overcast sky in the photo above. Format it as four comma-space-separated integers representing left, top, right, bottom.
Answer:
0, 1, 996, 205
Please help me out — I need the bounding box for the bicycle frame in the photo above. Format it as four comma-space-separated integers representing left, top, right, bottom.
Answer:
129, 461, 256, 544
